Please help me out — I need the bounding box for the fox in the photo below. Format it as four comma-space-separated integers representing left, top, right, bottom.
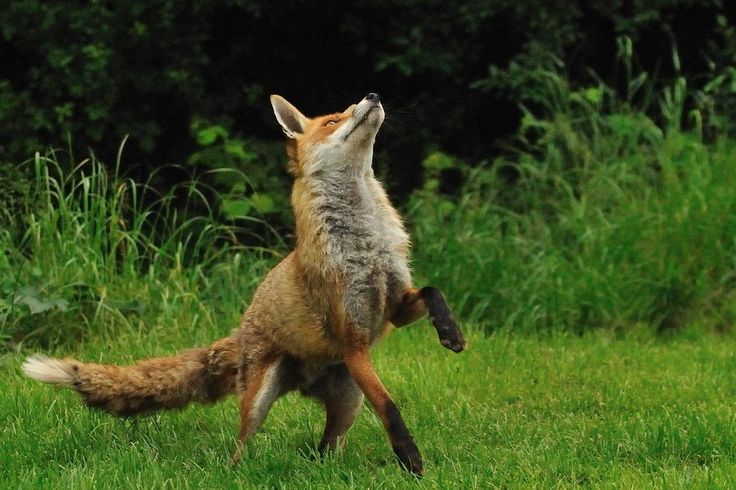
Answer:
22, 92, 466, 475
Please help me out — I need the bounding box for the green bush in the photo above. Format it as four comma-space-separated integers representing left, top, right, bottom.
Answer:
187, 118, 292, 239
410, 65, 736, 334
2, 1, 734, 191
0, 1, 216, 162
0, 163, 31, 230
0, 150, 277, 348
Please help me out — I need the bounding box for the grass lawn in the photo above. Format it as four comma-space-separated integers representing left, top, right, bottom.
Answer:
3, 325, 736, 488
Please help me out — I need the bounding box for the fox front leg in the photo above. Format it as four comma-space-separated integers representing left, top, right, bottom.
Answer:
391, 287, 466, 353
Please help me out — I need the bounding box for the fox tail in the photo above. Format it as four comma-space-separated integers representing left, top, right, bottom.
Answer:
22, 336, 240, 416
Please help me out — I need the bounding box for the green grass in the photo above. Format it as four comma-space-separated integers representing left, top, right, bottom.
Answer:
4, 327, 736, 488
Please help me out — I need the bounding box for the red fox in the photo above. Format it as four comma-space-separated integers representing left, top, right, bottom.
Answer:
22, 93, 466, 475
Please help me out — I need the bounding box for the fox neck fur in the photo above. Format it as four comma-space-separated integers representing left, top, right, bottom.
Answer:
245, 94, 413, 355
291, 161, 411, 343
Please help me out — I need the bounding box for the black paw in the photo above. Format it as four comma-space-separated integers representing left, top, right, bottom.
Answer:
420, 287, 466, 353
393, 442, 424, 475
434, 316, 466, 353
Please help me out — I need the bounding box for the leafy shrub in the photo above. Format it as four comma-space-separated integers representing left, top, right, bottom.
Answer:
409, 58, 736, 334
0, 163, 31, 230
188, 119, 292, 240
0, 149, 276, 349
2, 1, 735, 194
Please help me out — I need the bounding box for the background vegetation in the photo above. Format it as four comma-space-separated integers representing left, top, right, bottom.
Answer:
2, 38, 735, 344
2, 1, 736, 487
2, 1, 735, 195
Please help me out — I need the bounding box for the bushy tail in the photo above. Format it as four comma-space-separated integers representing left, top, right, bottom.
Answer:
22, 336, 240, 417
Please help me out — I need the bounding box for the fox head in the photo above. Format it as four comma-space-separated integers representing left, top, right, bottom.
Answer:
270, 93, 384, 176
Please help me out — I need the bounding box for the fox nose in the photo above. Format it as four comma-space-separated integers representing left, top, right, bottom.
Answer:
365, 92, 380, 103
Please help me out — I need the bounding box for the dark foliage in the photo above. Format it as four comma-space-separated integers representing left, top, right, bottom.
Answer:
1, 1, 734, 194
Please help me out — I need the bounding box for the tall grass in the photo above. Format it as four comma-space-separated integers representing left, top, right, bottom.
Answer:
409, 68, 736, 334
0, 147, 276, 349
2, 57, 736, 343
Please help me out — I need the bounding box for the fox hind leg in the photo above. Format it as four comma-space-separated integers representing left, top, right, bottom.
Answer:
232, 355, 288, 463
303, 363, 364, 453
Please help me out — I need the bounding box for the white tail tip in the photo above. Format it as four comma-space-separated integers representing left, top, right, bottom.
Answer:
22, 355, 75, 385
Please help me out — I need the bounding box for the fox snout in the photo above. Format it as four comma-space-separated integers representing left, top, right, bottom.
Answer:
344, 93, 384, 139
357, 92, 381, 112
364, 92, 380, 103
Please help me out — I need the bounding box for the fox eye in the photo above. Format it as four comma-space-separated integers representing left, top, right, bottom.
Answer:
325, 120, 338, 126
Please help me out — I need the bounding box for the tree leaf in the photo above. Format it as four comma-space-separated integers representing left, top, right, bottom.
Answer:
250, 193, 274, 214
221, 198, 251, 219
196, 125, 228, 146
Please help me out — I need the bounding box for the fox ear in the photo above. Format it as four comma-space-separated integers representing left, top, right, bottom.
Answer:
270, 95, 308, 138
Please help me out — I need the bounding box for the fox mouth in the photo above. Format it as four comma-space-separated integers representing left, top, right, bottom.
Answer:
343, 103, 382, 141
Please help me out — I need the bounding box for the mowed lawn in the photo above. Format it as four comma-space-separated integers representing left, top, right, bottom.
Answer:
3, 326, 736, 488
